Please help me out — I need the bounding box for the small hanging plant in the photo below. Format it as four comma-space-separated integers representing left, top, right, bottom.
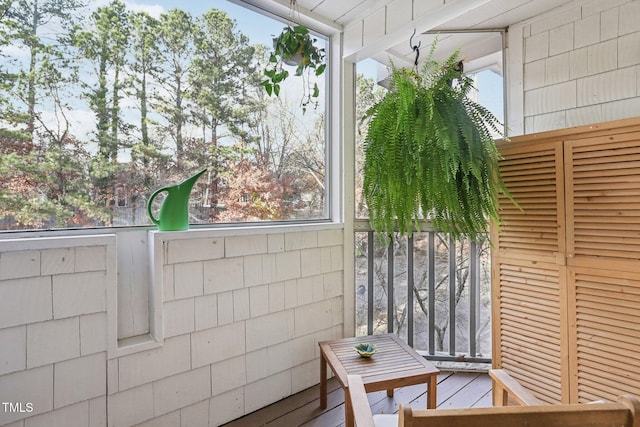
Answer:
362, 47, 512, 242
262, 22, 326, 111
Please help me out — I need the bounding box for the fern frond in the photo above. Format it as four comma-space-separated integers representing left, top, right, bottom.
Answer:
362, 43, 512, 242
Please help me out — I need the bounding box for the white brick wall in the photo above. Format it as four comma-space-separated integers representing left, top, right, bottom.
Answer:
225, 235, 268, 257
244, 371, 291, 414
0, 251, 40, 280
210, 356, 246, 396
54, 353, 106, 408
173, 261, 204, 299
118, 334, 191, 391
166, 238, 224, 264
0, 365, 53, 424
0, 326, 25, 376
107, 384, 154, 427
0, 236, 113, 426
518, 0, 640, 133
152, 366, 211, 417
180, 400, 209, 427
133, 225, 345, 425
0, 276, 52, 329
0, 224, 344, 426
27, 317, 80, 368
24, 400, 90, 427
163, 298, 195, 338
53, 271, 106, 319
204, 257, 243, 294
208, 387, 243, 426
80, 313, 107, 356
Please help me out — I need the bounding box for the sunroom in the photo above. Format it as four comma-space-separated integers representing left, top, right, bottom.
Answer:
2, 0, 640, 426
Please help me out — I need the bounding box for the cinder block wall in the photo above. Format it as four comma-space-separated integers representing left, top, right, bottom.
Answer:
0, 225, 344, 427
518, 0, 640, 133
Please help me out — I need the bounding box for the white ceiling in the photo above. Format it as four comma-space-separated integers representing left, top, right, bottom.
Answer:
237, 0, 576, 76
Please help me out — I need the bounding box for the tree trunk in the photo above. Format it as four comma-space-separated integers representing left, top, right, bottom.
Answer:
26, 0, 38, 140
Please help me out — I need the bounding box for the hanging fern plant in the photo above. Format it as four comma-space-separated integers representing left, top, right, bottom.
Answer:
362, 48, 510, 242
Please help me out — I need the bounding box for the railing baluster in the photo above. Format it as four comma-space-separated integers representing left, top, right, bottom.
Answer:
387, 237, 394, 333
407, 235, 414, 347
356, 221, 490, 364
449, 236, 456, 356
367, 231, 374, 336
428, 232, 435, 356
469, 240, 478, 357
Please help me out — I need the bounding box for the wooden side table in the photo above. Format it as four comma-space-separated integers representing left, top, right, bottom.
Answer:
319, 334, 440, 427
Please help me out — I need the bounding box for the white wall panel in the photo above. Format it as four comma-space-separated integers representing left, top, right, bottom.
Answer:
515, 0, 640, 133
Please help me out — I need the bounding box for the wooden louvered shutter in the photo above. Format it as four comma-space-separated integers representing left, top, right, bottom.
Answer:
565, 132, 640, 403
494, 120, 640, 406
492, 140, 569, 404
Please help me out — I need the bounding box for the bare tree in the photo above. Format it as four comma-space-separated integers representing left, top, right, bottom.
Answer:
355, 232, 492, 357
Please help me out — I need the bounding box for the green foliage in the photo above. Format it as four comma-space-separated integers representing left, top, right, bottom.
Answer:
190, 8, 258, 145
0, 145, 109, 229
71, 0, 130, 161
362, 50, 509, 242
152, 8, 195, 161
262, 25, 325, 111
1, 3, 326, 229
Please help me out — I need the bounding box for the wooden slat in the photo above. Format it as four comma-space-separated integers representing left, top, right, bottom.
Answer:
500, 186, 557, 195
501, 287, 560, 304
489, 369, 542, 406
498, 363, 562, 404
226, 372, 495, 426
577, 335, 640, 362
567, 134, 640, 267
571, 264, 640, 403
578, 350, 640, 380
497, 121, 640, 405
570, 175, 640, 185
572, 145, 640, 160
495, 143, 561, 258
493, 137, 568, 404
404, 402, 638, 427
572, 227, 640, 238
572, 169, 640, 180
496, 258, 564, 403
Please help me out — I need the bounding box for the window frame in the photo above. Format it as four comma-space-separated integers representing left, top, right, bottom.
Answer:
0, 0, 342, 235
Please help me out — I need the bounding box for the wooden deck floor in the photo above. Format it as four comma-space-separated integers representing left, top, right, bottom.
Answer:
224, 371, 492, 427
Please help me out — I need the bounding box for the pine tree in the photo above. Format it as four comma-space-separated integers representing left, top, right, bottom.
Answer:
127, 10, 166, 214
7, 0, 85, 141
70, 0, 130, 223
153, 9, 195, 169
188, 8, 260, 216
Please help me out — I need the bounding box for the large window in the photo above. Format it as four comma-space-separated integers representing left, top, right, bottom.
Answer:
0, 0, 329, 230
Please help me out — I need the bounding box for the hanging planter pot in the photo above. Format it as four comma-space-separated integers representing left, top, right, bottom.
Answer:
262, 23, 326, 111
283, 52, 304, 67
362, 48, 514, 242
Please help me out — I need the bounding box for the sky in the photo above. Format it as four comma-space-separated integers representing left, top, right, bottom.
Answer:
123, 0, 284, 45
7, 0, 505, 149
6, 0, 304, 157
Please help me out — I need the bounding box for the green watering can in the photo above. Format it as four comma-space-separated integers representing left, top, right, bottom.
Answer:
147, 169, 207, 231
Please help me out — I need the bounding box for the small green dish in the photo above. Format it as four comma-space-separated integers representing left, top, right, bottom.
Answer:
354, 343, 377, 358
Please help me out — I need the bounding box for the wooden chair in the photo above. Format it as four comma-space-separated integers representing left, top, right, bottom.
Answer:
489, 368, 544, 406
347, 370, 640, 427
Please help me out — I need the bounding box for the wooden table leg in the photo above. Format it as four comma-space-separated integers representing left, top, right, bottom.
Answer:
344, 387, 354, 427
320, 353, 328, 409
386, 389, 394, 397
427, 375, 437, 409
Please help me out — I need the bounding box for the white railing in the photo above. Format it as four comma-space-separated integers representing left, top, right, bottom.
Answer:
354, 220, 491, 363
